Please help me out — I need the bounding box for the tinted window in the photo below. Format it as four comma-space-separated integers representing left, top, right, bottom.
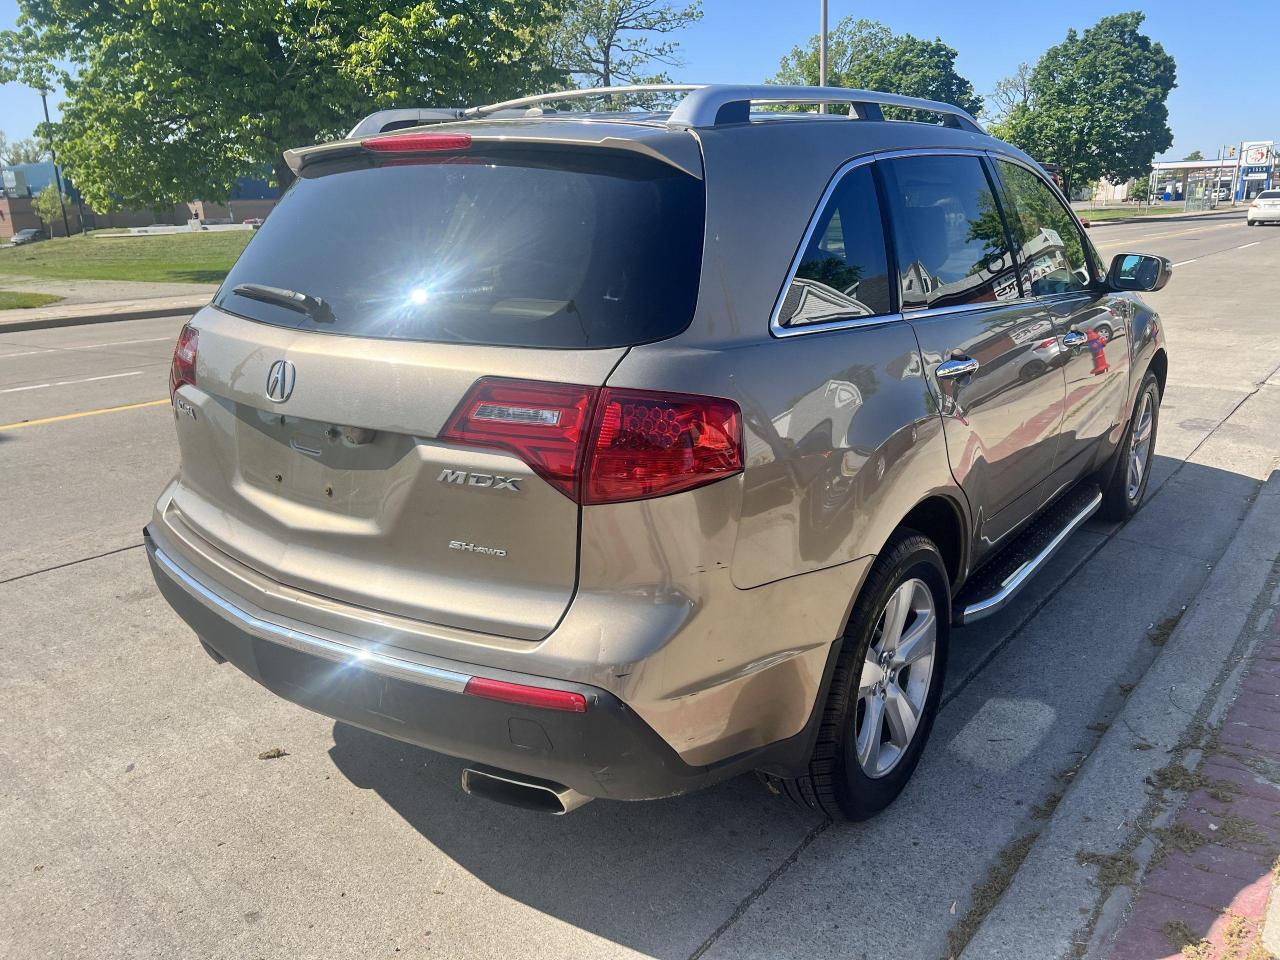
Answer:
1260, 190, 1280, 199
780, 164, 892, 325
216, 150, 704, 349
881, 155, 1020, 310
997, 160, 1092, 296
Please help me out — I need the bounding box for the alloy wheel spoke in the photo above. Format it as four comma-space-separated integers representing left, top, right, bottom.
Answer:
859, 654, 883, 697
893, 611, 936, 668
879, 582, 914, 652
1133, 413, 1152, 444
857, 693, 885, 770
883, 684, 920, 748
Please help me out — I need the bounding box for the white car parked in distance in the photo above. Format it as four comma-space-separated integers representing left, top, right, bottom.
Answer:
1248, 190, 1280, 225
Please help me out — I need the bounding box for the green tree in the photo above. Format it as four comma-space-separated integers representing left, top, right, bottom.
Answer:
770, 17, 982, 117
32, 182, 68, 232
1, 0, 566, 211
0, 130, 48, 165
992, 12, 1176, 197
550, 0, 702, 90
1182, 150, 1204, 161
986, 63, 1031, 126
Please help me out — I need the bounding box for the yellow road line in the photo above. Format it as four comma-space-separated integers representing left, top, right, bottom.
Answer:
0, 398, 168, 431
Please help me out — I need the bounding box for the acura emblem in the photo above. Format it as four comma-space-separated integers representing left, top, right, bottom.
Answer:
265, 360, 296, 403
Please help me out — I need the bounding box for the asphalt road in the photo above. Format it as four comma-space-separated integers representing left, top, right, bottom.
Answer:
3, 211, 1279, 960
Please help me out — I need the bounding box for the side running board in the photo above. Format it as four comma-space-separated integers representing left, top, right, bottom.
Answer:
954, 483, 1103, 625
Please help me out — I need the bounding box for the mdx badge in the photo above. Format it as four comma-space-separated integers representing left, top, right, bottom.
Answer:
437, 469, 521, 492
265, 359, 296, 403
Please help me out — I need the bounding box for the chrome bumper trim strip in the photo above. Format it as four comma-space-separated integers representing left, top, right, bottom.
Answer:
149, 541, 472, 693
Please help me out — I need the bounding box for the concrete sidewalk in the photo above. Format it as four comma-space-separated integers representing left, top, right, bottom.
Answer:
960, 468, 1280, 960
1105, 615, 1280, 959
0, 293, 210, 333
0, 275, 215, 332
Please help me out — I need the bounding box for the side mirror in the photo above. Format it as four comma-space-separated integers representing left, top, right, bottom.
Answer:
1107, 252, 1172, 292
1080, 218, 1091, 229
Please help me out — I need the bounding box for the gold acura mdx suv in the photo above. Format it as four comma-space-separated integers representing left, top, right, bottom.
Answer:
147, 85, 1171, 818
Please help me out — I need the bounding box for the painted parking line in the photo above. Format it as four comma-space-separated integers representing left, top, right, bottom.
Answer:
0, 397, 169, 431
1238, 241, 1261, 250
1092, 220, 1243, 248
0, 335, 174, 361
0, 370, 144, 394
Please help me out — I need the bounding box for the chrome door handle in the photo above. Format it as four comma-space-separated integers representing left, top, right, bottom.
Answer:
936, 356, 980, 379
1062, 331, 1087, 347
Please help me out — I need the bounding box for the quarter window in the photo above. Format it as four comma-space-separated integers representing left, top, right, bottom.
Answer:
779, 164, 893, 326
881, 155, 1021, 310
996, 160, 1092, 296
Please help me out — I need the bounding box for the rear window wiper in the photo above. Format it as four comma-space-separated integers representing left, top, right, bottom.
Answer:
231, 283, 335, 324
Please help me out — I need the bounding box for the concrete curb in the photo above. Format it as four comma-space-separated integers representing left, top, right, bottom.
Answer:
1080, 209, 1247, 228
959, 472, 1280, 960
0, 297, 207, 334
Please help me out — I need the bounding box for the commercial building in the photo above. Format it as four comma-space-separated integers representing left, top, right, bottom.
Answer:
0, 161, 280, 241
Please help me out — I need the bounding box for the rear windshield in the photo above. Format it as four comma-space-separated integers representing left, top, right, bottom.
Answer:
215, 149, 705, 349
1260, 190, 1280, 199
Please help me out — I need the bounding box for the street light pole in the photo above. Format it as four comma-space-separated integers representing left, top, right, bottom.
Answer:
38, 88, 71, 238
818, 0, 828, 114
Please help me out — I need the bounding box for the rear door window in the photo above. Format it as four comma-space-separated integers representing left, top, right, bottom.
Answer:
995, 159, 1093, 296
215, 148, 705, 349
880, 154, 1021, 310
779, 163, 894, 326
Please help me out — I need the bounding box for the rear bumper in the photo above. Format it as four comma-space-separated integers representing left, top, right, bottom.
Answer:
146, 528, 824, 800
1248, 209, 1280, 221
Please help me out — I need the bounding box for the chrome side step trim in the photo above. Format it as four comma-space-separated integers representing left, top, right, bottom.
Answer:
149, 540, 472, 693
957, 489, 1103, 625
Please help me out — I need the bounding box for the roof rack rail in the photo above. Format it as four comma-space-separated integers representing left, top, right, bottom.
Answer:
665, 84, 984, 132
346, 84, 983, 142
463, 84, 706, 119
347, 108, 465, 139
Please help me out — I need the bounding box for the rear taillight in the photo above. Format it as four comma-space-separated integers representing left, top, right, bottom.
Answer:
363, 132, 472, 153
585, 388, 742, 504
463, 677, 587, 713
169, 324, 198, 399
441, 378, 596, 501
441, 378, 743, 505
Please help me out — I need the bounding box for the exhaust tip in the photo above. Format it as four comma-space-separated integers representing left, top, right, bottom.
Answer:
461, 765, 591, 815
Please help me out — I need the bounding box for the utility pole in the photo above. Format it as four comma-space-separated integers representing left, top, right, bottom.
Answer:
1233, 142, 1242, 206
38, 88, 71, 238
818, 0, 828, 114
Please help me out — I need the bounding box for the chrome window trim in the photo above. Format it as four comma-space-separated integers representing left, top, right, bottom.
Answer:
768, 145, 1089, 340
149, 540, 473, 693
984, 152, 1108, 285
768, 154, 901, 339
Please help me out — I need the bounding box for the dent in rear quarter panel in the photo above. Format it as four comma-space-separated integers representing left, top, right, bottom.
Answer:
727, 323, 953, 588
585, 324, 950, 765
571, 475, 871, 765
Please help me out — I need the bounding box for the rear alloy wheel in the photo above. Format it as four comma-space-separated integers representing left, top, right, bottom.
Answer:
1100, 369, 1161, 521
855, 578, 938, 778
778, 533, 949, 820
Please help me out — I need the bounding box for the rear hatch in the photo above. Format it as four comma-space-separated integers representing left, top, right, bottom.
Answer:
168, 132, 705, 641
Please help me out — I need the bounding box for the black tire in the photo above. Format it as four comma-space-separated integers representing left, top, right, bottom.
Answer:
779, 532, 950, 820
1099, 369, 1161, 521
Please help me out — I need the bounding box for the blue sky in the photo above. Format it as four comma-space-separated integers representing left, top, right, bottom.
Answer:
1, 0, 1275, 161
